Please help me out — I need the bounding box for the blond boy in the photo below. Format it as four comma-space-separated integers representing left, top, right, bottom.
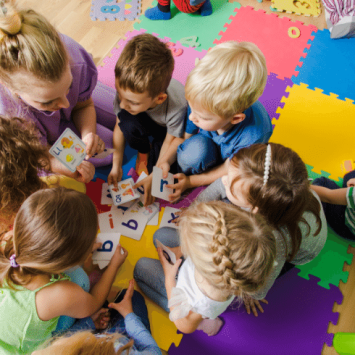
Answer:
168, 41, 273, 201
108, 34, 187, 205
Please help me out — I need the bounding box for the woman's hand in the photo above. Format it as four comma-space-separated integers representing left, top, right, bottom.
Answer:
82, 132, 105, 159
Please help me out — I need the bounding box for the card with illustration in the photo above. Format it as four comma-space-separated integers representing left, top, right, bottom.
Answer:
91, 148, 115, 159
49, 128, 86, 173
156, 240, 177, 265
147, 210, 159, 226
101, 183, 112, 205
159, 206, 180, 229
108, 178, 140, 206
92, 233, 121, 269
151, 166, 174, 201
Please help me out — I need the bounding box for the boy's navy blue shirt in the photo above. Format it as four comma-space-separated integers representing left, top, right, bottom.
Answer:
185, 101, 273, 160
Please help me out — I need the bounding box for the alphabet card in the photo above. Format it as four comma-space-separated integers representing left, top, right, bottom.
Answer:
108, 178, 140, 206
92, 232, 121, 269
49, 128, 86, 173
118, 200, 157, 240
91, 148, 115, 159
156, 240, 177, 265
135, 171, 148, 199
98, 208, 125, 233
151, 166, 174, 201
101, 183, 112, 205
159, 207, 180, 229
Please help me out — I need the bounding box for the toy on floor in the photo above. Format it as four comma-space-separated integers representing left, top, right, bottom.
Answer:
91, 0, 141, 21
145, 0, 212, 20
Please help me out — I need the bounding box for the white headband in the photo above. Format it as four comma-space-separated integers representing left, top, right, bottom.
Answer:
263, 144, 271, 186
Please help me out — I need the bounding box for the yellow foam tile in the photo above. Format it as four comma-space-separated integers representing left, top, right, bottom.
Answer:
272, 0, 321, 17
112, 208, 182, 351
271, 83, 355, 181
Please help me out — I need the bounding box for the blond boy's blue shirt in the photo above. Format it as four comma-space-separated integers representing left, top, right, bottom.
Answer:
185, 101, 273, 160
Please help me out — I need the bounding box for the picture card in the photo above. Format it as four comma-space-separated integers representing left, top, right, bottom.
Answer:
159, 207, 180, 229
108, 178, 140, 206
49, 128, 86, 173
156, 240, 177, 265
147, 210, 159, 226
101, 183, 113, 205
151, 166, 174, 201
92, 233, 121, 264
91, 148, 115, 159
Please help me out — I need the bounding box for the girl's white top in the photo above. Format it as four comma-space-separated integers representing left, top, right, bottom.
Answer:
168, 257, 235, 321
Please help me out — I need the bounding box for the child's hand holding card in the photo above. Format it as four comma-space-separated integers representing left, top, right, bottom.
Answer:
156, 240, 177, 265
92, 233, 121, 269
49, 128, 86, 173
108, 178, 140, 206
151, 166, 174, 202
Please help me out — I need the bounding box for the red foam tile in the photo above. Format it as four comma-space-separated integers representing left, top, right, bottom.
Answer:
214, 6, 317, 80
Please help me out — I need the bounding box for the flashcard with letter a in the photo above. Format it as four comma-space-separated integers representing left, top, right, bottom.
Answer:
159, 207, 180, 229
108, 178, 140, 206
92, 233, 121, 269
151, 166, 174, 201
49, 128, 86, 172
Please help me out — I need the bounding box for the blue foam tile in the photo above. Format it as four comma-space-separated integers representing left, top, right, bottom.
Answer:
292, 29, 355, 103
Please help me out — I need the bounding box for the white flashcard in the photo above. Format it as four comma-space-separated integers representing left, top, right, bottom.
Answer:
101, 183, 113, 205
108, 178, 140, 206
156, 240, 177, 265
96, 260, 109, 269
92, 233, 121, 262
49, 128, 86, 173
147, 210, 159, 226
119, 201, 149, 241
91, 148, 115, 159
151, 166, 174, 201
159, 207, 180, 229
135, 171, 148, 199
110, 201, 134, 213
98, 208, 125, 233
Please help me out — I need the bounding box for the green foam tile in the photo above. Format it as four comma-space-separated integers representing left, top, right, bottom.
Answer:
134, 0, 241, 51
306, 164, 343, 186
296, 228, 355, 289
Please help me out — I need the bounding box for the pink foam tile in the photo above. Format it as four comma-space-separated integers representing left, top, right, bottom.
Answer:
214, 6, 317, 80
98, 29, 207, 88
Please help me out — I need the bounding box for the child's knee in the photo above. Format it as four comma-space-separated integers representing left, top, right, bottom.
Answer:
177, 134, 219, 175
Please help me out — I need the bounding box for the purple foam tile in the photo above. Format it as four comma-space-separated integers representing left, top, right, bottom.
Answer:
169, 268, 342, 355
259, 73, 293, 121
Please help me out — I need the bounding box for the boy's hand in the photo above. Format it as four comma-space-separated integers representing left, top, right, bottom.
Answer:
133, 174, 155, 206
167, 173, 191, 203
157, 162, 171, 179
157, 247, 182, 283
108, 279, 135, 318
91, 308, 110, 330
82, 132, 105, 159
75, 161, 95, 183
243, 295, 268, 317
110, 244, 128, 269
108, 166, 123, 187
347, 178, 355, 187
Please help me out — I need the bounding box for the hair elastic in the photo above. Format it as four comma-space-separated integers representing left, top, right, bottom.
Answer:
263, 144, 272, 186
9, 254, 19, 268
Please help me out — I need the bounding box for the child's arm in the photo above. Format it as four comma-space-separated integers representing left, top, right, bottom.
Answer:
157, 248, 203, 334
168, 160, 229, 203
310, 185, 347, 205
36, 245, 128, 320
108, 117, 125, 187
72, 98, 105, 158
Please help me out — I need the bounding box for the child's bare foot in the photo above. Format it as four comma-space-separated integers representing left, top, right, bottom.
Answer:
136, 152, 149, 176
197, 317, 224, 336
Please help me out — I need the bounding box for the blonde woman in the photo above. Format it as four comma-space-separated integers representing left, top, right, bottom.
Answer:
0, 0, 117, 183
134, 201, 276, 336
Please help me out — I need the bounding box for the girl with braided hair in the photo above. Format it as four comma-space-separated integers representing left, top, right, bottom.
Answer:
195, 142, 328, 316
134, 200, 276, 336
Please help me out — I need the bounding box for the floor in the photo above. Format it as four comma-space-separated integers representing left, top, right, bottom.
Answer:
17, 0, 355, 354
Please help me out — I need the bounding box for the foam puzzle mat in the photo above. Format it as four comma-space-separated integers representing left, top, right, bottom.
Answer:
91, 0, 141, 21
94, 3, 355, 353
271, 0, 321, 17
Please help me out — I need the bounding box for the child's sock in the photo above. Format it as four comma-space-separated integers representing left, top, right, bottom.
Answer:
199, 0, 212, 16
145, 5, 171, 20
136, 152, 149, 176
197, 317, 224, 336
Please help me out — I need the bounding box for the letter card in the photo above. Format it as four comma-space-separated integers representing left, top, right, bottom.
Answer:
159, 206, 181, 229
151, 166, 174, 201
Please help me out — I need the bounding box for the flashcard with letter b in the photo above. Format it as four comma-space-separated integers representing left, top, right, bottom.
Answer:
151, 166, 174, 201
49, 128, 86, 172
92, 233, 121, 269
